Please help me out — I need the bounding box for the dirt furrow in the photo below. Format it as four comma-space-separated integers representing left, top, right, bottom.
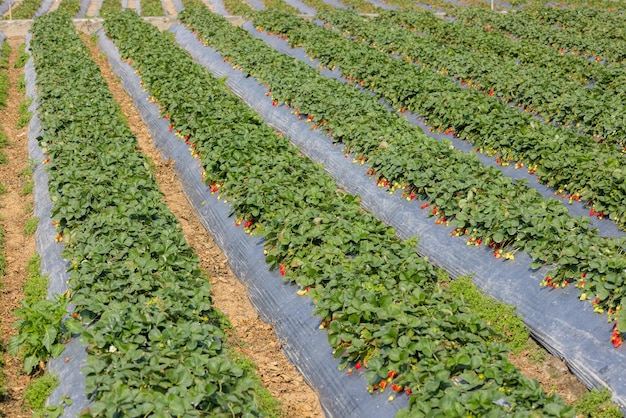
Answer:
48, 0, 62, 12
0, 37, 36, 418
86, 0, 102, 16
83, 34, 324, 418
162, 0, 178, 16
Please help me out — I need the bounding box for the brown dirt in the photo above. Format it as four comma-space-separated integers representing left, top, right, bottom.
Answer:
162, 0, 178, 16
86, 0, 101, 17
0, 37, 36, 417
83, 35, 325, 417
509, 340, 589, 406
48, 0, 61, 12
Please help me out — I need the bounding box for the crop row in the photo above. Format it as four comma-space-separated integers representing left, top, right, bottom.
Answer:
260, 9, 626, 230
521, 6, 626, 42
343, 9, 626, 146
455, 7, 626, 65
103, 9, 574, 416
180, 7, 626, 332
29, 11, 264, 416
4, 0, 43, 19
378, 10, 626, 103
140, 0, 167, 17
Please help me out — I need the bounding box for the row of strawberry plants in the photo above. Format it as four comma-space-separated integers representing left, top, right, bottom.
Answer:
454, 7, 626, 64
140, 0, 166, 16
102, 9, 576, 416
253, 10, 626, 231
378, 9, 626, 94
29, 11, 266, 416
3, 0, 43, 19
57, 0, 82, 16
179, 7, 626, 333
319, 10, 626, 147
520, 6, 626, 42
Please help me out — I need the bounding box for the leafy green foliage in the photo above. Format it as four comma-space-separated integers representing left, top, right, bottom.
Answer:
20, 180, 33, 196
4, 0, 44, 19
0, 73, 7, 108
8, 293, 71, 375
16, 97, 32, 129
57, 0, 82, 16
262, 0, 300, 14
186, 8, 626, 333
323, 9, 626, 148
0, 40, 9, 69
222, 0, 255, 17
99, 0, 122, 15
258, 10, 626, 230
106, 9, 574, 416
37, 396, 72, 418
24, 216, 39, 236
24, 253, 48, 305
30, 11, 268, 416
24, 373, 59, 411
140, 0, 165, 16
14, 43, 29, 69
574, 388, 623, 418
448, 276, 529, 354
455, 7, 626, 64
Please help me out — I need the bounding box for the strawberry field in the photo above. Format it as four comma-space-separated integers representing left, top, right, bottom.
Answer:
1, 0, 626, 416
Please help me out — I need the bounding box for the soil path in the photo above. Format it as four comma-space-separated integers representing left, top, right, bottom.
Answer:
201, 0, 216, 12
48, 0, 62, 12
86, 0, 102, 16
162, 0, 177, 15
0, 37, 35, 418
84, 34, 325, 418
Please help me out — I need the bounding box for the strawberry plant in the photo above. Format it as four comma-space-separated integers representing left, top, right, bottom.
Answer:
384, 8, 610, 82
321, 9, 626, 148
180, 7, 626, 335
8, 294, 72, 375
222, 0, 256, 17
56, 0, 81, 16
455, 7, 626, 64
3, 0, 44, 19
30, 11, 267, 416
103, 9, 577, 416
253, 9, 626, 229
140, 0, 165, 16
522, 6, 626, 43
98, 0, 122, 15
